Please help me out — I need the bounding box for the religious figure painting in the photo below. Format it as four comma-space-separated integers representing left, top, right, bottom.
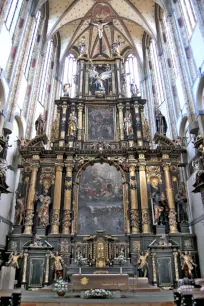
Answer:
78, 163, 124, 234
87, 106, 115, 141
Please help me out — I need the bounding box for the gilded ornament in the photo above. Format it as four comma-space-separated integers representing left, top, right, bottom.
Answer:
51, 209, 60, 226
146, 166, 162, 184
131, 209, 139, 228
142, 209, 149, 225
81, 277, 89, 285
132, 241, 140, 252
168, 209, 177, 226
63, 210, 72, 228
24, 209, 34, 226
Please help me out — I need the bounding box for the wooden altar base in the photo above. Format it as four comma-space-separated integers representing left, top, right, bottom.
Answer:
21, 290, 174, 306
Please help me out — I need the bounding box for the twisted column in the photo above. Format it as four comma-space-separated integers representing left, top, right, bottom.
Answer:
129, 165, 139, 233
163, 158, 178, 233
62, 165, 73, 234
118, 103, 124, 140
51, 164, 63, 234
24, 164, 39, 234
139, 156, 150, 233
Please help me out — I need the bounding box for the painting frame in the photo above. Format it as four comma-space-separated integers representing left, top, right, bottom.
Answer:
85, 104, 116, 141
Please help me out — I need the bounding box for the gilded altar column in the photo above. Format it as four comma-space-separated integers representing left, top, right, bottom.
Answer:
129, 165, 139, 234
51, 164, 63, 234
21, 252, 28, 288
162, 156, 178, 233
77, 103, 83, 141
118, 103, 124, 140
24, 164, 39, 234
62, 165, 73, 234
139, 155, 150, 233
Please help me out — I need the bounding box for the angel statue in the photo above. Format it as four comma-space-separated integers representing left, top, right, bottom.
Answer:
50, 251, 64, 280
6, 251, 23, 269
88, 64, 112, 93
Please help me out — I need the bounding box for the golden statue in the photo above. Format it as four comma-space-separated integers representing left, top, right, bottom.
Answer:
6, 251, 23, 269
180, 250, 197, 278
137, 249, 150, 277
50, 251, 64, 280
68, 111, 77, 137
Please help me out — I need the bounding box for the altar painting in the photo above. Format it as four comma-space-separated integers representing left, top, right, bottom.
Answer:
78, 163, 124, 234
87, 106, 115, 141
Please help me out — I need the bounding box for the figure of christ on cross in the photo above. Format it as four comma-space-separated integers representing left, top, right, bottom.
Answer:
90, 20, 112, 56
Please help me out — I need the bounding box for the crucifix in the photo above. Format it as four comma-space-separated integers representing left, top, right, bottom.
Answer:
90, 20, 111, 56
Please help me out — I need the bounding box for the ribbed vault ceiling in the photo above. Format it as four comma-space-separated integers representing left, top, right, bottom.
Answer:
37, 0, 165, 62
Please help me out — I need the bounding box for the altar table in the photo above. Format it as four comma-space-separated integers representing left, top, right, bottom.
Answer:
72, 273, 129, 291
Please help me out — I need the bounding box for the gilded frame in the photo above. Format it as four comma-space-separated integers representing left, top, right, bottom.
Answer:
85, 104, 117, 141
71, 160, 129, 235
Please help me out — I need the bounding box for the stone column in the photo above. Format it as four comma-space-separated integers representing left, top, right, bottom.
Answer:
162, 156, 178, 233
24, 164, 39, 234
51, 164, 63, 234
62, 165, 73, 234
129, 165, 139, 234
134, 102, 143, 146
139, 155, 150, 233
77, 103, 83, 141
118, 103, 124, 140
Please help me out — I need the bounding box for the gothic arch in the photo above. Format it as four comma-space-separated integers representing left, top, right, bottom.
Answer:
72, 159, 129, 235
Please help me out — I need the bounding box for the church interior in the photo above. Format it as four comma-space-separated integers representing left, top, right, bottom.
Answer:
0, 0, 204, 305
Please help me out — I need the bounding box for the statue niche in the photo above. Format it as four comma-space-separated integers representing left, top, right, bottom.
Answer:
77, 163, 124, 235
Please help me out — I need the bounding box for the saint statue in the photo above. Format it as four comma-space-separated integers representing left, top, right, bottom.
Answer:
130, 80, 140, 96
14, 189, 25, 225
37, 189, 51, 227
63, 83, 72, 97
6, 251, 23, 269
155, 109, 167, 135
78, 36, 87, 57
153, 192, 169, 225
124, 111, 134, 136
90, 20, 109, 39
68, 111, 77, 137
50, 251, 64, 280
35, 114, 45, 136
137, 249, 150, 277
180, 251, 197, 278
175, 182, 188, 223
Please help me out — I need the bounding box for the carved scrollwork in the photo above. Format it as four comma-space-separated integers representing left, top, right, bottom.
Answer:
168, 209, 177, 226
24, 209, 34, 226
131, 209, 139, 228
63, 210, 72, 228
142, 209, 149, 225
146, 166, 162, 184
51, 209, 60, 226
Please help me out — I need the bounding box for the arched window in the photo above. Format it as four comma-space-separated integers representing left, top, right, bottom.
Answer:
38, 40, 53, 105
151, 41, 165, 105
63, 54, 77, 98
24, 11, 41, 79
125, 54, 140, 98
5, 0, 23, 37
179, 0, 196, 37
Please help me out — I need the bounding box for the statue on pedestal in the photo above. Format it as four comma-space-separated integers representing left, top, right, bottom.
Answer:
179, 251, 197, 278
63, 83, 72, 97
155, 109, 167, 135
14, 189, 25, 225
78, 36, 88, 57
37, 189, 51, 227
68, 111, 77, 137
35, 114, 45, 136
50, 251, 64, 280
175, 182, 188, 223
6, 251, 23, 269
153, 192, 169, 225
130, 80, 140, 96
124, 111, 133, 136
137, 249, 150, 277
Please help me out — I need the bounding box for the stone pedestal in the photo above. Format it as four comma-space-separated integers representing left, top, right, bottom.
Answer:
180, 223, 190, 233
36, 226, 46, 235
13, 225, 23, 234
0, 266, 16, 289
156, 225, 166, 235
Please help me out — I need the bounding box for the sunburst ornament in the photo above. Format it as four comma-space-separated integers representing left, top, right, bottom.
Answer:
80, 277, 89, 285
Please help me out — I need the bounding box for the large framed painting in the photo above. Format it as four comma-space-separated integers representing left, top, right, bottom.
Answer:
86, 105, 116, 141
77, 163, 124, 235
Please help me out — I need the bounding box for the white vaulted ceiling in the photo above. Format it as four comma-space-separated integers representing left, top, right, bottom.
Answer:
37, 0, 166, 62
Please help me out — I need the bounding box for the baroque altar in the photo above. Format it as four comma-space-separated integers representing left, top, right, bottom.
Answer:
6, 54, 199, 289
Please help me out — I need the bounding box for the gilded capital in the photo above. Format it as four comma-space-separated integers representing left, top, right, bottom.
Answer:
118, 103, 124, 111
77, 104, 83, 112
129, 165, 136, 172
139, 164, 146, 171
163, 162, 171, 171
55, 164, 64, 172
